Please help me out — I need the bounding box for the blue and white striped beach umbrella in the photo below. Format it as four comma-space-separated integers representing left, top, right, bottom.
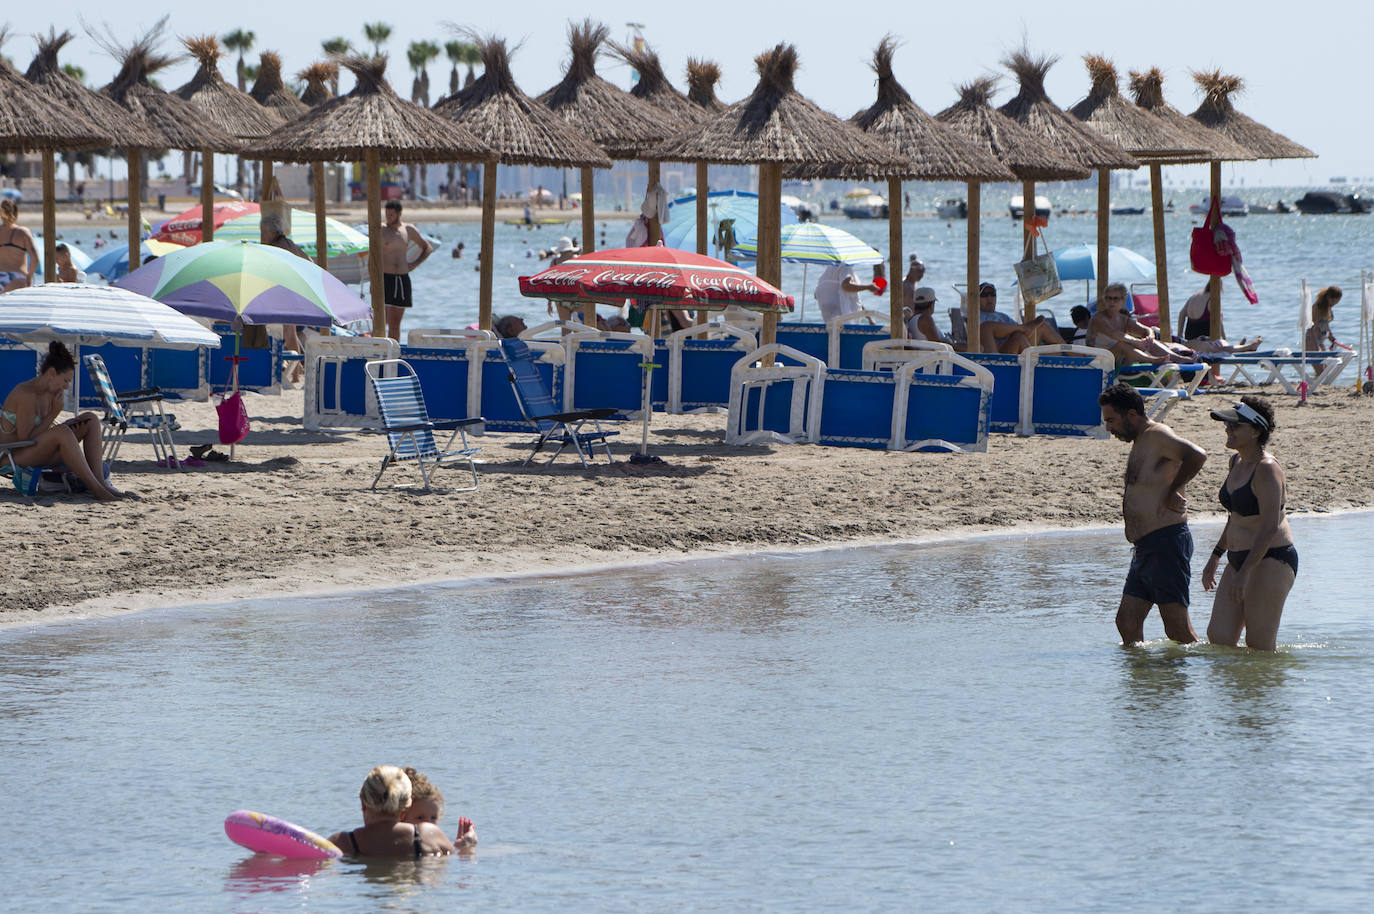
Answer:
734, 222, 883, 266
0, 283, 220, 349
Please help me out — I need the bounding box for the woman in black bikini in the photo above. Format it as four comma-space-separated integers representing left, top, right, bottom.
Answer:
326, 765, 460, 858
1202, 396, 1297, 650
0, 198, 39, 292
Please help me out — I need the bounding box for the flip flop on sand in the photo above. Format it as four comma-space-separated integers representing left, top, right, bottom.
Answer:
190, 445, 229, 462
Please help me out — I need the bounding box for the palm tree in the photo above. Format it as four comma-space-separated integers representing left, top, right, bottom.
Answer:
58, 64, 98, 200
362, 22, 392, 58
461, 42, 482, 88
222, 29, 256, 91
320, 37, 352, 94
403, 41, 441, 198
444, 40, 465, 96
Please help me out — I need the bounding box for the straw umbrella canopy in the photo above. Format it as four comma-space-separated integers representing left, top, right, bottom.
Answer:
682, 58, 729, 271
431, 34, 611, 330
1187, 70, 1315, 339
243, 56, 493, 336
1, 28, 112, 286
249, 51, 310, 219
653, 43, 908, 351
1068, 56, 1210, 331
537, 19, 674, 322
21, 29, 163, 283
811, 38, 1015, 342
299, 62, 338, 108
173, 36, 283, 242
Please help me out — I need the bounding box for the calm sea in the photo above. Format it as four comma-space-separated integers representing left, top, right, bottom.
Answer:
2, 512, 1371, 912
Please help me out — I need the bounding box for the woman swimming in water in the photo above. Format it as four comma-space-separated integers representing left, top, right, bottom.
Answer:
1201, 396, 1297, 651
327, 765, 463, 858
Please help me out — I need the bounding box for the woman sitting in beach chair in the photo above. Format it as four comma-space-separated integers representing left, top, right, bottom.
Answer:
1, 341, 120, 500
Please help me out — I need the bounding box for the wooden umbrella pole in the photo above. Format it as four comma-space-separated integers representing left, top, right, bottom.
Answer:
646, 160, 661, 245
365, 149, 385, 338
1096, 168, 1110, 304
1209, 160, 1223, 339
1021, 178, 1035, 321
41, 151, 57, 284
887, 176, 903, 339
758, 162, 781, 362
581, 167, 596, 327
262, 160, 274, 200
202, 151, 215, 242
479, 159, 497, 331
313, 165, 329, 271
695, 162, 709, 333
127, 147, 142, 262
967, 181, 981, 353
1149, 163, 1170, 337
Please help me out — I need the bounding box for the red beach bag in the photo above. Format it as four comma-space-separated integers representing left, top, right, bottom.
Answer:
1190, 197, 1234, 277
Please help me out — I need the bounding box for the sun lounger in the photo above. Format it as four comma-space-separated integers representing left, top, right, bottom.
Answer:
726, 344, 825, 445
666, 322, 757, 414
84, 353, 182, 468
1201, 350, 1349, 394
364, 358, 481, 492
500, 338, 618, 466
1018, 345, 1116, 437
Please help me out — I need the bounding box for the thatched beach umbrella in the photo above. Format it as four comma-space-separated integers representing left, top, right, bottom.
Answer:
537, 19, 674, 324
936, 77, 1090, 344
999, 50, 1138, 314
174, 36, 284, 242
248, 52, 315, 253
653, 43, 907, 351
244, 56, 492, 336
833, 38, 1015, 341
300, 62, 337, 108
1189, 70, 1315, 338
432, 34, 611, 330
96, 24, 239, 272
22, 29, 163, 283
684, 58, 728, 261
1069, 55, 1209, 322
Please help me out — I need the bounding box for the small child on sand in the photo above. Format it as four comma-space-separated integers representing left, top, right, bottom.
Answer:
400, 766, 477, 850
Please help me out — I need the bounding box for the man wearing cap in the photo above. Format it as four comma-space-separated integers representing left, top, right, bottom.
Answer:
904, 287, 951, 344
1098, 382, 1208, 646
976, 282, 1067, 353
380, 199, 433, 341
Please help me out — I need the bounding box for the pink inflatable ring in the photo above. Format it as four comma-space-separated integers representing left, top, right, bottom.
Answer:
225, 810, 343, 860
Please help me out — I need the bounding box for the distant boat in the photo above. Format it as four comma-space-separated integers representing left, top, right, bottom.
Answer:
1188, 195, 1248, 217
1009, 194, 1050, 220
1110, 205, 1146, 215
1294, 191, 1371, 214
936, 198, 967, 219
1249, 200, 1293, 214
842, 193, 888, 219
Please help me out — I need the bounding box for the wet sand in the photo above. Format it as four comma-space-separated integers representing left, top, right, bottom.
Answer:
3, 385, 1372, 626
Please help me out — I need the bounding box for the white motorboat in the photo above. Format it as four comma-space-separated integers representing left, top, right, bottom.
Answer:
1009, 194, 1050, 220
1188, 195, 1248, 217
936, 198, 967, 219
842, 193, 888, 219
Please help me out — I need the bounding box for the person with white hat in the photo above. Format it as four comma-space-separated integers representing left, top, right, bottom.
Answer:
904, 286, 951, 344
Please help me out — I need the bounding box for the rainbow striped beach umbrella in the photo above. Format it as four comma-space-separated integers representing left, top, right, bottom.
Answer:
734, 222, 883, 266
114, 240, 371, 326
213, 208, 370, 258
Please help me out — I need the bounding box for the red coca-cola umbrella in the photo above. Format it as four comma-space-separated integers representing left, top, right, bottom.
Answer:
152, 200, 260, 246
518, 245, 794, 313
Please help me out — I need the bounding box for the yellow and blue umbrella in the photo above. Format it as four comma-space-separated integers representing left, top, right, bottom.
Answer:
661, 189, 797, 255
114, 240, 371, 326
214, 208, 370, 258
734, 222, 883, 266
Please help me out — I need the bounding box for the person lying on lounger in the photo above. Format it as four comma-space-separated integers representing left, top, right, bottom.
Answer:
1, 341, 119, 500
1089, 283, 1196, 366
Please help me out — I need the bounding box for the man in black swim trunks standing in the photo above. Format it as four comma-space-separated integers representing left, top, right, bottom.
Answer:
380, 199, 433, 341
1099, 383, 1208, 645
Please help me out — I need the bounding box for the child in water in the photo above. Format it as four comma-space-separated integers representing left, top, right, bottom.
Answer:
400, 767, 477, 850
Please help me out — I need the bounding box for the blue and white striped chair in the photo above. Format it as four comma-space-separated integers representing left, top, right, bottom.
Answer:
364, 359, 482, 492
500, 338, 618, 467
83, 353, 182, 468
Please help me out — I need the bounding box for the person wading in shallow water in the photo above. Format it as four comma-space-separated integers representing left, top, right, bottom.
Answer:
1099, 383, 1208, 646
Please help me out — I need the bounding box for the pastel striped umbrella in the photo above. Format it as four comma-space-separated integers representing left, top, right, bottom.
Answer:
214, 208, 370, 258
86, 240, 186, 280
734, 222, 883, 266
0, 283, 220, 348
115, 241, 372, 326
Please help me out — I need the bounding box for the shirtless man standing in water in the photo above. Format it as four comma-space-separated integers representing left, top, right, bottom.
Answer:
1099, 383, 1208, 645
380, 200, 433, 340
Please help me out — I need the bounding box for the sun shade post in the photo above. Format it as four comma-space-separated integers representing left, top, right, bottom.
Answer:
262, 160, 273, 203
366, 148, 385, 338
646, 160, 662, 245
695, 165, 710, 332
480, 159, 497, 331
580, 168, 596, 327
201, 152, 216, 241
313, 166, 329, 271
967, 180, 981, 352
1149, 163, 1169, 336
1021, 178, 1035, 321
41, 152, 57, 283
887, 176, 903, 339
757, 163, 782, 362
127, 147, 142, 257
1208, 160, 1223, 340
1096, 168, 1110, 303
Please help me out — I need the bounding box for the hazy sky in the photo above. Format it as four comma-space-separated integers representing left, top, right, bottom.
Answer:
14, 0, 1358, 186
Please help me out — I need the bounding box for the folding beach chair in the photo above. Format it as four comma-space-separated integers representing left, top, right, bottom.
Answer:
1129, 283, 1160, 331
364, 358, 481, 492
1, 439, 38, 494
499, 337, 618, 466
83, 353, 182, 468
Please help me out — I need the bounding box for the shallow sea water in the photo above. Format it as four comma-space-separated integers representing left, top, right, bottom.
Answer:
2, 512, 1372, 912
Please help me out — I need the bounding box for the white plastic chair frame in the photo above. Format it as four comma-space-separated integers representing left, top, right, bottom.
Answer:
405, 327, 497, 345
666, 322, 757, 414
860, 338, 954, 372
891, 353, 994, 453
824, 309, 889, 368
726, 343, 825, 445
301, 333, 400, 431
1017, 344, 1116, 438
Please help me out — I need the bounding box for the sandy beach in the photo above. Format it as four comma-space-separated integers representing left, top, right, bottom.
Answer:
4, 383, 1371, 627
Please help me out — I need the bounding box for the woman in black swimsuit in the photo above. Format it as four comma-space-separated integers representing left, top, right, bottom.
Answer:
326, 765, 458, 858
0, 198, 38, 292
1202, 396, 1297, 650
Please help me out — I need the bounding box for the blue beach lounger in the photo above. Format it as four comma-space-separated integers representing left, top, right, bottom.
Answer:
500, 338, 618, 467
364, 358, 481, 492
